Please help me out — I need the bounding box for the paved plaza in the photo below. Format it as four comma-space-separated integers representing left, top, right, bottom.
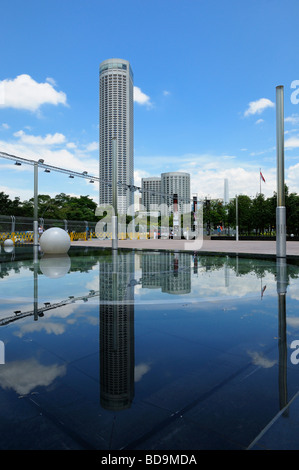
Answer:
71, 237, 299, 258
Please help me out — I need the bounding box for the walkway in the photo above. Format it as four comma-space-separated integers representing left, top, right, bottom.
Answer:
71, 237, 299, 258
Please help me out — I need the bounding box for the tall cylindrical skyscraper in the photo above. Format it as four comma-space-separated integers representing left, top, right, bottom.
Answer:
161, 172, 190, 215
99, 59, 134, 215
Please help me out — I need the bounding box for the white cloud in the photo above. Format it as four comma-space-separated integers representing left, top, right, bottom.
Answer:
1, 123, 9, 129
0, 184, 35, 201
285, 114, 299, 125
0, 74, 67, 112
14, 130, 66, 146
285, 135, 299, 148
134, 168, 152, 187
286, 163, 299, 193
45, 77, 57, 86
244, 98, 275, 117
255, 118, 264, 124
134, 86, 152, 107
85, 141, 99, 152
66, 142, 77, 149
0, 134, 99, 178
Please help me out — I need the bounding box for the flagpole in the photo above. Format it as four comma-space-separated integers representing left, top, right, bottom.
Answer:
260, 168, 261, 195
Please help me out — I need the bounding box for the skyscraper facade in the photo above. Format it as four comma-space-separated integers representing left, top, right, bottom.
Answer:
161, 172, 190, 215
99, 58, 134, 215
141, 176, 161, 212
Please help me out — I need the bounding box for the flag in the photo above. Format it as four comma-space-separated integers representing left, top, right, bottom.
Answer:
261, 285, 267, 299
260, 171, 266, 183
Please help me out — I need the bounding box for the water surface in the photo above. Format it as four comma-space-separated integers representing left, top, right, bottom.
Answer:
0, 246, 299, 450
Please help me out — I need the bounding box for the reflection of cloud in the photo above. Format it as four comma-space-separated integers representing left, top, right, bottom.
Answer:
0, 358, 66, 395
15, 321, 66, 337
289, 283, 299, 301
135, 363, 151, 382
247, 350, 277, 368
13, 303, 81, 337
287, 317, 299, 329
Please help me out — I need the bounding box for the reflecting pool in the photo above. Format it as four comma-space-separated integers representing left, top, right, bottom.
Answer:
1, 246, 299, 450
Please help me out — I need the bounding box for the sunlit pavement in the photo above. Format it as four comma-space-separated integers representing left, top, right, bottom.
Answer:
71, 238, 299, 258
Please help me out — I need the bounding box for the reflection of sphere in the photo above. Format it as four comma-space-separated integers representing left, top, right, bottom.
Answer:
4, 239, 14, 246
4, 245, 14, 253
40, 227, 70, 254
40, 254, 71, 279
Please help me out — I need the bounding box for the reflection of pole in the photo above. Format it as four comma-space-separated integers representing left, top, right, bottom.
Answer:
112, 137, 118, 250
34, 162, 38, 246
276, 85, 286, 258
33, 245, 39, 321
277, 258, 288, 416
112, 250, 118, 351
236, 195, 239, 241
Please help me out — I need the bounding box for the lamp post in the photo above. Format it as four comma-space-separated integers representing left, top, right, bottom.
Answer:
33, 159, 44, 246
276, 85, 286, 258
33, 161, 39, 246
235, 195, 239, 241
112, 137, 118, 250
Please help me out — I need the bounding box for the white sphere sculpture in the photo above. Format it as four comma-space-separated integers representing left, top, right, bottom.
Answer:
40, 227, 71, 254
4, 238, 14, 246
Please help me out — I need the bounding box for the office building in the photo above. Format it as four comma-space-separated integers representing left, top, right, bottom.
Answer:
141, 177, 161, 212
99, 58, 134, 215
161, 172, 190, 215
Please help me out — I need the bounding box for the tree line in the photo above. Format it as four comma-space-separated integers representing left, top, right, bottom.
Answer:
0, 192, 98, 222
204, 186, 299, 236
1, 185, 299, 235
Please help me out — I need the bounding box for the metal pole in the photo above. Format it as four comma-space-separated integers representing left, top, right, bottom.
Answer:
112, 137, 118, 250
276, 85, 286, 258
33, 162, 38, 246
277, 257, 288, 414
236, 195, 239, 241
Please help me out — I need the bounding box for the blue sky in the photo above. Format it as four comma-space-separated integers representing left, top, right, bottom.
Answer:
1, 0, 299, 206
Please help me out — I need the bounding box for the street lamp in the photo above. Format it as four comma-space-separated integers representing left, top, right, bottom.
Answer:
276, 85, 286, 258
33, 159, 44, 247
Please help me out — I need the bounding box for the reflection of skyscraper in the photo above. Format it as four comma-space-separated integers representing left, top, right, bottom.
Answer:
99, 58, 134, 214
141, 252, 191, 294
161, 252, 191, 295
99, 252, 135, 411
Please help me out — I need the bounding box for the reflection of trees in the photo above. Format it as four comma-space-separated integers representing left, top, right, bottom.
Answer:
141, 252, 191, 294
194, 254, 299, 286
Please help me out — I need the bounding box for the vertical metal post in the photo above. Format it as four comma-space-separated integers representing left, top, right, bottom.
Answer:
235, 195, 239, 241
277, 257, 288, 414
33, 246, 39, 321
112, 137, 118, 250
33, 162, 38, 246
276, 85, 286, 258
